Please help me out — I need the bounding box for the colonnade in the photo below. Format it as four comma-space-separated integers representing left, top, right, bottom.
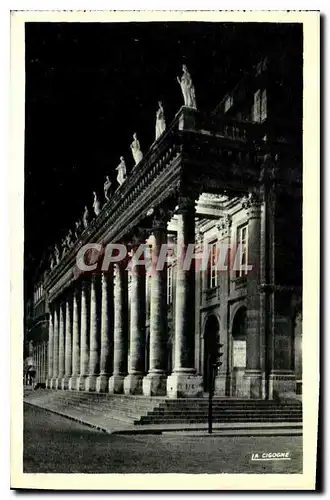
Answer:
46, 201, 203, 398
31, 341, 48, 384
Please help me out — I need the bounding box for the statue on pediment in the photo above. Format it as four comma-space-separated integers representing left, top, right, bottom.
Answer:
54, 244, 60, 264
83, 205, 89, 229
177, 64, 197, 109
93, 191, 101, 216
104, 175, 112, 202
66, 229, 73, 248
50, 254, 55, 270
130, 133, 143, 166
116, 156, 127, 186
61, 238, 67, 258
74, 219, 82, 239
155, 101, 166, 140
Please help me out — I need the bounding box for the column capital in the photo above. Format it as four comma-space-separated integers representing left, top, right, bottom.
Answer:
152, 206, 171, 231
81, 277, 92, 292
242, 191, 262, 217
129, 227, 148, 249
176, 195, 196, 213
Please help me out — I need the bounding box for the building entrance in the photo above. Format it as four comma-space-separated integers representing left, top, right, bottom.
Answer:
203, 314, 220, 393
231, 307, 247, 397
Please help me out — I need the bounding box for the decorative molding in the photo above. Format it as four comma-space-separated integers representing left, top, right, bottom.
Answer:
216, 214, 232, 238
241, 191, 261, 212
259, 283, 302, 294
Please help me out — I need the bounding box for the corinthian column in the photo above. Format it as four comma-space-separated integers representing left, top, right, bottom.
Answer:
50, 305, 59, 389
62, 296, 73, 389
143, 212, 168, 396
109, 263, 128, 393
242, 192, 263, 399
76, 280, 90, 390
167, 196, 203, 398
124, 243, 146, 394
85, 276, 101, 391
46, 307, 54, 388
96, 271, 114, 392
55, 303, 65, 389
69, 287, 80, 390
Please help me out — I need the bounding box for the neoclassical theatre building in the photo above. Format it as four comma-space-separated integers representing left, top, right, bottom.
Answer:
29, 54, 302, 400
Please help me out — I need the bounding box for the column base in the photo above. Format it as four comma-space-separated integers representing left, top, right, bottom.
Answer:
45, 378, 52, 389
61, 377, 71, 390
85, 375, 98, 392
49, 378, 57, 389
243, 369, 263, 399
124, 373, 143, 395
214, 373, 226, 396
76, 375, 88, 391
108, 374, 125, 394
68, 375, 78, 390
166, 372, 203, 398
268, 370, 296, 399
96, 374, 110, 393
55, 377, 64, 390
142, 372, 167, 396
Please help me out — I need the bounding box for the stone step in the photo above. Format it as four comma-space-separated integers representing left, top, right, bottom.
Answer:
160, 401, 301, 408
138, 415, 301, 425
24, 391, 302, 427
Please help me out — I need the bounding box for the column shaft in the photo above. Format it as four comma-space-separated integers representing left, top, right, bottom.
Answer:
56, 303, 65, 389
69, 288, 80, 390
50, 305, 59, 388
86, 276, 101, 391
167, 198, 203, 398
174, 207, 196, 369
77, 281, 90, 390
244, 196, 263, 398
109, 263, 128, 393
62, 297, 73, 389
96, 272, 113, 392
124, 249, 146, 394
143, 227, 168, 395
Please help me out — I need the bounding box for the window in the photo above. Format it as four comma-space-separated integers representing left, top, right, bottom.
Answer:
207, 241, 218, 289
252, 89, 267, 122
224, 95, 233, 113
237, 225, 249, 277
167, 265, 173, 305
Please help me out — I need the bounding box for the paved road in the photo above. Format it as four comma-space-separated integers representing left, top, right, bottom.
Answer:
24, 404, 302, 474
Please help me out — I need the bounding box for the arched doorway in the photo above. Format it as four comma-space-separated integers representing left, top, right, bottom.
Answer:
231, 307, 247, 397
203, 314, 220, 392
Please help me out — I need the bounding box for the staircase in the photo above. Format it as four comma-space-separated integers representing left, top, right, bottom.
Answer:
137, 398, 302, 425
24, 390, 302, 428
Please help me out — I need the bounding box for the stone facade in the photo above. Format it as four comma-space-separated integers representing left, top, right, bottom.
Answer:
31, 56, 302, 399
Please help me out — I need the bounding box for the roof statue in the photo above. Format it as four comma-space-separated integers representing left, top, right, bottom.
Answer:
93, 191, 101, 216
104, 175, 112, 202
83, 205, 89, 229
130, 133, 143, 166
177, 64, 197, 109
116, 156, 127, 186
155, 101, 166, 140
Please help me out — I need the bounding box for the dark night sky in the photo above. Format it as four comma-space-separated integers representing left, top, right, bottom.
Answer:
24, 21, 302, 292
